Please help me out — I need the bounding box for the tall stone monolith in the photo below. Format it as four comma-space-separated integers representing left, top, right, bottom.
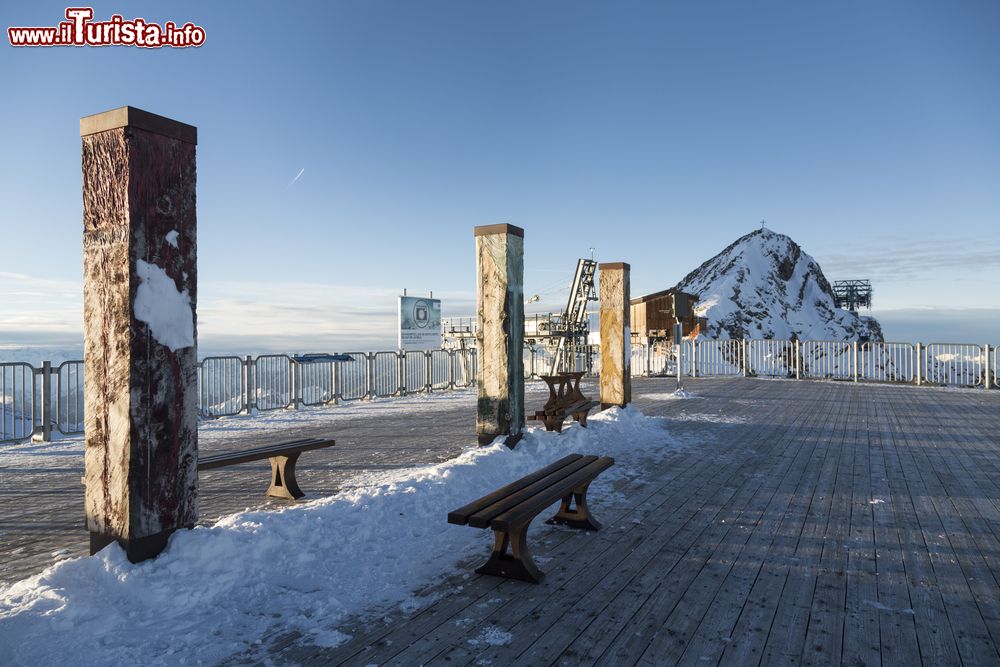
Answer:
474, 224, 525, 447
599, 262, 631, 409
81, 107, 198, 562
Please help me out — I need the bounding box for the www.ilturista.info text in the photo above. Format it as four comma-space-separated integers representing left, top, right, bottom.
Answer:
8, 8, 205, 48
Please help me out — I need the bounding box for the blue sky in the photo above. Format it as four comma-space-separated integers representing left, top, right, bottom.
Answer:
1, 0, 998, 352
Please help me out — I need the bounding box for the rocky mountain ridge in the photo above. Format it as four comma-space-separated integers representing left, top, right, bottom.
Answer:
674, 228, 882, 342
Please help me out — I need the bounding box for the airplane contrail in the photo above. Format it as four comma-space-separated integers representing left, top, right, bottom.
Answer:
287, 167, 305, 188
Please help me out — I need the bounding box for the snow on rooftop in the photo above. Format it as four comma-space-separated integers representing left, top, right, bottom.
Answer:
0, 404, 687, 666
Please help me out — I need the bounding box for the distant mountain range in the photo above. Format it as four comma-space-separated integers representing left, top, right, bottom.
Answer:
675, 228, 883, 342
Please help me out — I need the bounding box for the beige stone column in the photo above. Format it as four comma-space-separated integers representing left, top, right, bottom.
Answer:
599, 262, 631, 409
81, 107, 198, 562
474, 224, 525, 447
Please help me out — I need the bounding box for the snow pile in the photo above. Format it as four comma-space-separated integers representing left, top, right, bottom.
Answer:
134, 260, 194, 352
675, 228, 882, 341
0, 406, 680, 666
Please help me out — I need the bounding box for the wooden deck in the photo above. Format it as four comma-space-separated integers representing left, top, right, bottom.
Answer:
257, 378, 1000, 666
3, 377, 1000, 665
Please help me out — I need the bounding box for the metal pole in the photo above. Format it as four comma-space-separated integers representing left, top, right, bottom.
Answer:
853, 341, 859, 383
916, 342, 922, 386
425, 351, 433, 393
244, 355, 253, 414
366, 353, 375, 399
37, 361, 52, 442
984, 344, 990, 390
674, 323, 683, 391
333, 358, 341, 404
398, 352, 405, 395
794, 340, 801, 380
448, 349, 456, 390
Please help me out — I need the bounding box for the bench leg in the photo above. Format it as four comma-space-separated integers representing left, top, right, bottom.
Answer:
573, 411, 589, 428
267, 453, 305, 500
475, 523, 544, 584
543, 415, 562, 433
545, 481, 602, 531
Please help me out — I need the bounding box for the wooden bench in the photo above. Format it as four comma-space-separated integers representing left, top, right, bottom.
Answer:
448, 453, 614, 583
198, 437, 335, 500
528, 372, 600, 433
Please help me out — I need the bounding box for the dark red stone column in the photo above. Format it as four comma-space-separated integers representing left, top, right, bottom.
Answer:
81, 107, 198, 562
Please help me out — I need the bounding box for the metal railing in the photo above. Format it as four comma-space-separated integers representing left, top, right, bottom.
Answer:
800, 340, 853, 381
3, 340, 997, 445
1, 363, 36, 443
860, 342, 916, 384
689, 339, 742, 377
2, 348, 480, 444
746, 339, 795, 378
922, 343, 986, 388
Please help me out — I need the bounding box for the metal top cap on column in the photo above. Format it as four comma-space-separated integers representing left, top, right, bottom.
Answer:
598, 262, 630, 270
80, 106, 197, 145
474, 223, 524, 238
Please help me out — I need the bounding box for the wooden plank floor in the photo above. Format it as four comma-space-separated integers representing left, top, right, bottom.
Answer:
3, 377, 999, 666
256, 377, 1000, 667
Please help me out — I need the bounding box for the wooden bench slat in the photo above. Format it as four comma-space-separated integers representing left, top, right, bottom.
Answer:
466, 456, 600, 528
449, 450, 614, 583
198, 438, 334, 470
545, 399, 598, 417
447, 454, 583, 525
197, 438, 321, 467
492, 456, 614, 532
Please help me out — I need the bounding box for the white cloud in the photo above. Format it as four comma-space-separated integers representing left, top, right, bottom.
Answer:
0, 272, 475, 354
816, 238, 1000, 280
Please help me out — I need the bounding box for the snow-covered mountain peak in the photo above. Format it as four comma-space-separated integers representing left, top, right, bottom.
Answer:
675, 228, 882, 341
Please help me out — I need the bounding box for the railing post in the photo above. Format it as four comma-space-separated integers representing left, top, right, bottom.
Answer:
398, 352, 406, 395
33, 361, 53, 443
853, 341, 859, 383
991, 344, 995, 390
425, 351, 433, 393
794, 340, 801, 380
449, 349, 456, 390
333, 358, 341, 404
916, 342, 922, 386
742, 339, 748, 377
675, 328, 682, 390
291, 360, 300, 409
984, 344, 990, 390
244, 355, 253, 414
691, 339, 697, 377
645, 342, 652, 378
366, 353, 375, 399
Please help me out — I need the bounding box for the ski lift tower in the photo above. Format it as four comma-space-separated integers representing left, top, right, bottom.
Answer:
831, 279, 873, 312
549, 258, 598, 374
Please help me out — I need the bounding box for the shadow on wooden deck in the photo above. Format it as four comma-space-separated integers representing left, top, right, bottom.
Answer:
250, 378, 1000, 667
